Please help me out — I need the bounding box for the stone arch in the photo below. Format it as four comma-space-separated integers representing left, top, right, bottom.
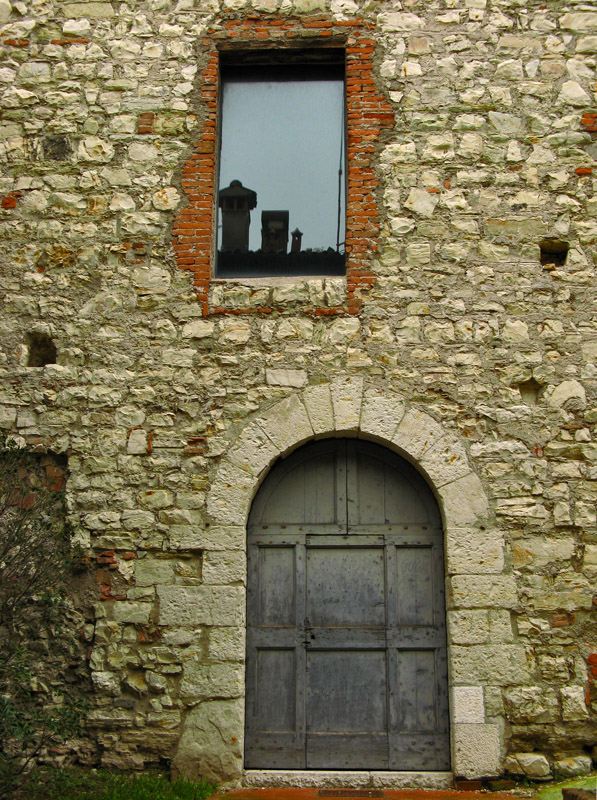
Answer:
206, 376, 489, 533
199, 377, 502, 783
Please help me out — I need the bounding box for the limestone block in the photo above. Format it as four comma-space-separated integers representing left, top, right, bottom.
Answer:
446, 529, 504, 575
135, 557, 176, 587
77, 136, 114, 163
0, 406, 17, 427
404, 188, 438, 217
560, 686, 589, 720
546, 380, 586, 410
209, 627, 245, 661
109, 601, 151, 624
61, 2, 115, 17
327, 317, 360, 345
256, 394, 313, 456
121, 509, 155, 530
132, 266, 171, 295
449, 575, 517, 609
182, 319, 214, 339
137, 489, 173, 509
504, 686, 558, 723
92, 670, 120, 695
0, 0, 11, 23
206, 459, 253, 525
330, 377, 364, 432
512, 537, 574, 569
302, 383, 334, 436
452, 686, 485, 723
219, 318, 251, 344
505, 752, 551, 778
453, 723, 501, 778
451, 644, 530, 684
172, 526, 245, 552
265, 368, 307, 388
378, 12, 425, 31
359, 391, 406, 443
391, 408, 444, 460
227, 424, 279, 477
561, 12, 597, 31
127, 428, 148, 454
437, 473, 489, 526
173, 698, 244, 785
558, 80, 591, 106
553, 756, 592, 777
448, 609, 489, 645
419, 436, 471, 489
180, 662, 243, 699
157, 586, 244, 627
202, 551, 246, 586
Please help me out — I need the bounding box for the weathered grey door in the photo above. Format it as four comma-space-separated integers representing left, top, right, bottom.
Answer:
245, 439, 449, 770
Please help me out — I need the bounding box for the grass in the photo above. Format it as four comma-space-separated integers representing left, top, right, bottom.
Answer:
17, 766, 216, 800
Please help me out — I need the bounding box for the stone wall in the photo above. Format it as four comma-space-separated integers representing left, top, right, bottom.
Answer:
1, 0, 597, 787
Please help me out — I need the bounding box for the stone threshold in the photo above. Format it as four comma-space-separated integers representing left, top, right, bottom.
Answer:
242, 771, 454, 789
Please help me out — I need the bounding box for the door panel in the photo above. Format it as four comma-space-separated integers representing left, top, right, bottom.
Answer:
245, 439, 450, 771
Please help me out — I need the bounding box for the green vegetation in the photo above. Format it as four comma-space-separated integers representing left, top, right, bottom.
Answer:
0, 433, 88, 796
20, 767, 215, 800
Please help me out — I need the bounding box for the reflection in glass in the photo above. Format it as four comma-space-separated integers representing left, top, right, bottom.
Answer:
216, 66, 346, 277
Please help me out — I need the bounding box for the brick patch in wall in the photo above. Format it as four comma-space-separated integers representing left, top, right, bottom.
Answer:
171, 15, 394, 317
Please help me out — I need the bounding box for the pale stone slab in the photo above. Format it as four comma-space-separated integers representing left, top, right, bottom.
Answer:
359, 390, 406, 442
446, 529, 505, 574
330, 376, 364, 432
447, 609, 489, 645
157, 586, 244, 627
180, 662, 243, 699
173, 698, 244, 786
256, 394, 313, 455
202, 550, 246, 586
226, 423, 279, 478
265, 368, 307, 388
453, 723, 501, 778
438, 472, 489, 526
61, 2, 115, 17
302, 383, 334, 436
206, 459, 254, 525
171, 525, 245, 552
419, 435, 471, 488
561, 686, 589, 720
451, 644, 530, 685
452, 686, 485, 723
244, 771, 453, 789
391, 408, 445, 460
449, 575, 517, 608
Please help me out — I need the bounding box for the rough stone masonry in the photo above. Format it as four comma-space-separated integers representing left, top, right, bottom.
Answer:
1, 0, 597, 788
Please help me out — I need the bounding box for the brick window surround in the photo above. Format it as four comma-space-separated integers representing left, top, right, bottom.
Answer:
172, 15, 394, 317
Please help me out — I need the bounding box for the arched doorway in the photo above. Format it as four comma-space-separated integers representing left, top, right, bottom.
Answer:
245, 439, 449, 771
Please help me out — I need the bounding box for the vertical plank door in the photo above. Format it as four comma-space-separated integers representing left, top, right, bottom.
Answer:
245, 439, 449, 770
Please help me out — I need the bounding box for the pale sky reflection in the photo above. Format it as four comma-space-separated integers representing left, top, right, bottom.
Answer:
218, 76, 346, 253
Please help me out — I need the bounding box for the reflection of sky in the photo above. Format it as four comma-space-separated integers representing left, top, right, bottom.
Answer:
218, 78, 345, 252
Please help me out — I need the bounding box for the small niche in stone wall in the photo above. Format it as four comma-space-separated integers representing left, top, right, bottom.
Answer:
539, 238, 569, 269
517, 378, 542, 405
27, 333, 57, 367
42, 135, 72, 161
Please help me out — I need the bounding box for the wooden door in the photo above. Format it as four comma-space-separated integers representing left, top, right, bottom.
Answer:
245, 439, 449, 770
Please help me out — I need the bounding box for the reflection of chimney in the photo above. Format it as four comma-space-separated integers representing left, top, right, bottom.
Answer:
218, 180, 257, 252
291, 227, 303, 254
261, 211, 289, 254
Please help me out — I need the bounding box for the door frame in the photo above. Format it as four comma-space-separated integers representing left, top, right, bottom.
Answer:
176, 379, 505, 786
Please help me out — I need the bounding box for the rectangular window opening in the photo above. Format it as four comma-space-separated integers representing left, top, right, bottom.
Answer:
215, 49, 347, 279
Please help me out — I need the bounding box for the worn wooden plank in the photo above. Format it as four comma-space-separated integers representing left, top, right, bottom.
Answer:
246, 438, 450, 771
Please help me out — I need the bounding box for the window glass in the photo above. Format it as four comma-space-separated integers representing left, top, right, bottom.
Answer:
216, 63, 346, 278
